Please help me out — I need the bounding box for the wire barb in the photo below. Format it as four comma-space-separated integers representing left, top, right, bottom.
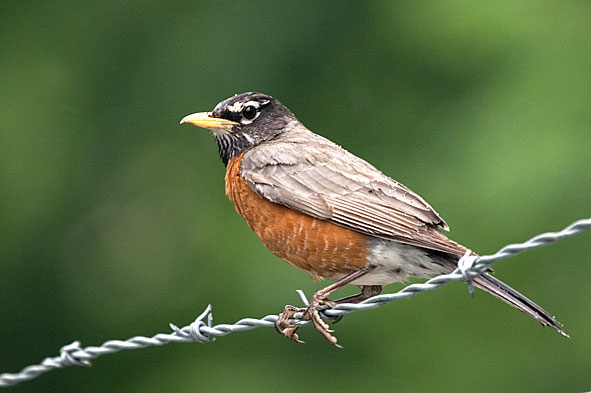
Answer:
1, 218, 590, 388
169, 304, 216, 343
457, 249, 477, 298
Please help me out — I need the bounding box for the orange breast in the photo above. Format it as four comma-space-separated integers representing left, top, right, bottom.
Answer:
225, 153, 370, 277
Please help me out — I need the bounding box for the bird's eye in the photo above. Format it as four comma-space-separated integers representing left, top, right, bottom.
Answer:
242, 105, 257, 120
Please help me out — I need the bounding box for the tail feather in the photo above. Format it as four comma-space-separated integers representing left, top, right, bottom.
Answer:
473, 273, 568, 337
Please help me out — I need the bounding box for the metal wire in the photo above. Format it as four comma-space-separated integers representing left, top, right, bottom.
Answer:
1, 218, 589, 388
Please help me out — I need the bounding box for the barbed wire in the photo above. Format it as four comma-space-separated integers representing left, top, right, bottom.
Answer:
1, 218, 590, 388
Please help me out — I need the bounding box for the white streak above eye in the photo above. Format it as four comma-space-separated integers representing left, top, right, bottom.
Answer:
226, 102, 244, 113
226, 99, 270, 114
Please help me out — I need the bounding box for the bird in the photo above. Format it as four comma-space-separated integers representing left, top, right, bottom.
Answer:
180, 92, 567, 347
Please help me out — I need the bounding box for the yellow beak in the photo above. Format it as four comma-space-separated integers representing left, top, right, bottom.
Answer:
179, 112, 240, 130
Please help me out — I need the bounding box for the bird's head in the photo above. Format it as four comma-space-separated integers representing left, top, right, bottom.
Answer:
180, 92, 297, 165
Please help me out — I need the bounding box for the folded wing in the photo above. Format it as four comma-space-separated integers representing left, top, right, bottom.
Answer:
240, 131, 465, 256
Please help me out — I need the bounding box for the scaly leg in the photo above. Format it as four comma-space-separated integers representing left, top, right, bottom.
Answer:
334, 285, 382, 305
276, 267, 376, 347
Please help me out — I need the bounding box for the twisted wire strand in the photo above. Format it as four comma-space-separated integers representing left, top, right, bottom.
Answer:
1, 218, 589, 388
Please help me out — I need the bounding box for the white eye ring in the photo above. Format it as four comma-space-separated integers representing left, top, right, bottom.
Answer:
240, 105, 261, 125
242, 105, 257, 120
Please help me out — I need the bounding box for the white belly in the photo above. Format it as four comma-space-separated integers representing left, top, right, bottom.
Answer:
326, 238, 452, 286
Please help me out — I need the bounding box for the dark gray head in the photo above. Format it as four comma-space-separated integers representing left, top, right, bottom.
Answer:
180, 92, 298, 165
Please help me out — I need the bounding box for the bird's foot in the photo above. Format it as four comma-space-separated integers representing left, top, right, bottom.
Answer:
304, 294, 341, 348
275, 305, 306, 344
275, 295, 342, 348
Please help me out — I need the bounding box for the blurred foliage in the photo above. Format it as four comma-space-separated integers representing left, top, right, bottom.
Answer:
1, 1, 590, 392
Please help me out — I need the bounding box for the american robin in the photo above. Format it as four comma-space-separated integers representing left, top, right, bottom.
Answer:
180, 92, 566, 347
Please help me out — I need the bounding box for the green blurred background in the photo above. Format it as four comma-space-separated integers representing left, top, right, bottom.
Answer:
2, 1, 590, 392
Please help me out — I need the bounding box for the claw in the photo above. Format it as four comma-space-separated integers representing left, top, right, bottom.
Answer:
309, 311, 340, 347
275, 305, 307, 344
274, 267, 375, 347
282, 326, 305, 344
306, 294, 340, 347
275, 296, 341, 347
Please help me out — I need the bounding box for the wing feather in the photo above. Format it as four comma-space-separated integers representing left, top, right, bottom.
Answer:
240, 130, 464, 255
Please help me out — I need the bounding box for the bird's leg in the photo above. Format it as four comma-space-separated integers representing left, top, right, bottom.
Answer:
305, 268, 376, 347
276, 267, 375, 347
334, 285, 383, 304
313, 285, 383, 327
304, 269, 377, 347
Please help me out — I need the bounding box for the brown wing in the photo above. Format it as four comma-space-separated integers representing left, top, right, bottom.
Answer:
240, 129, 466, 256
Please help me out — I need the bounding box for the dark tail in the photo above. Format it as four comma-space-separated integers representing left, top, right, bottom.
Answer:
473, 273, 568, 337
